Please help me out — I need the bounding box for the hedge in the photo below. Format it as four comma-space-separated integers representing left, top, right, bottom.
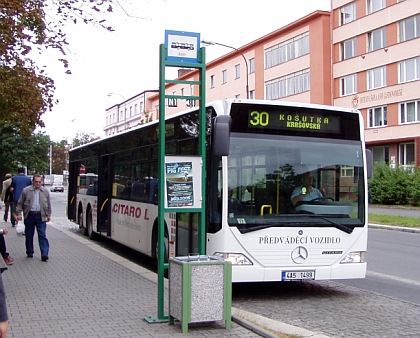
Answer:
369, 162, 420, 206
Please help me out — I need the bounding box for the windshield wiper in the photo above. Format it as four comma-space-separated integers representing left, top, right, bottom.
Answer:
238, 222, 310, 234
237, 216, 354, 234
314, 216, 354, 234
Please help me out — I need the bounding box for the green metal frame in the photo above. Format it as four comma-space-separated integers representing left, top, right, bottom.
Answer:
145, 43, 206, 323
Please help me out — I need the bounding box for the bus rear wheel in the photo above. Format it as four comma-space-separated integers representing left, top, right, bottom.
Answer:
87, 209, 95, 240
152, 229, 169, 265
79, 210, 87, 236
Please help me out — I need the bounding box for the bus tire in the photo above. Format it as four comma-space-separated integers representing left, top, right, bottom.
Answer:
78, 209, 87, 236
87, 209, 95, 240
152, 223, 169, 265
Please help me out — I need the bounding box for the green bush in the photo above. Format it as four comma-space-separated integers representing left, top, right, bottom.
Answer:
369, 163, 420, 206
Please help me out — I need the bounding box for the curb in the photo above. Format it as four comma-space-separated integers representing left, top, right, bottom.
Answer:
369, 223, 420, 234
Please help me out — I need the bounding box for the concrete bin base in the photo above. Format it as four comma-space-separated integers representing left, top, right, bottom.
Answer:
168, 255, 232, 333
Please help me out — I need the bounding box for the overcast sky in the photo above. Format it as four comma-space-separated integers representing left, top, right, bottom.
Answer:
38, 0, 331, 142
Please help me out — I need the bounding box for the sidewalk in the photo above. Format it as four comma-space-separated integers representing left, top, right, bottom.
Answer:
0, 214, 330, 338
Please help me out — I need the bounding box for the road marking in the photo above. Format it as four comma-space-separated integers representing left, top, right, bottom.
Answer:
367, 270, 420, 287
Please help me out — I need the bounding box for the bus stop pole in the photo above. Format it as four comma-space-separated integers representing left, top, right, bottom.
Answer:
157, 43, 167, 321
198, 47, 206, 254
146, 41, 206, 324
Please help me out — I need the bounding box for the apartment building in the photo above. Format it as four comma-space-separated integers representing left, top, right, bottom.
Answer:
104, 0, 420, 169
149, 10, 332, 113
332, 0, 420, 168
104, 11, 332, 135
104, 90, 158, 137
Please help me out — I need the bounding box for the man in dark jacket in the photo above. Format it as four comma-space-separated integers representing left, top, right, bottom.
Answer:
9, 167, 31, 226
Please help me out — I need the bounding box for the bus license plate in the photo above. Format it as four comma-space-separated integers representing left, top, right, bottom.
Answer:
282, 271, 315, 281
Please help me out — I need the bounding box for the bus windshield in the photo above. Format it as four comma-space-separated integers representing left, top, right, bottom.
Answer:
220, 133, 366, 233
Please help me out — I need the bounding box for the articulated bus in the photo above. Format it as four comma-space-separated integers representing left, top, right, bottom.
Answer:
67, 99, 372, 283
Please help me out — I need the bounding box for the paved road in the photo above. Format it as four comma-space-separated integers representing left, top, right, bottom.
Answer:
369, 204, 420, 218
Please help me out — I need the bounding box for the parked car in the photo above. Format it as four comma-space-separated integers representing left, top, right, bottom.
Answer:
50, 183, 64, 192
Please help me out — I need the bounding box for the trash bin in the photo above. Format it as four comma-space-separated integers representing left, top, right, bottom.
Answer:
168, 255, 232, 333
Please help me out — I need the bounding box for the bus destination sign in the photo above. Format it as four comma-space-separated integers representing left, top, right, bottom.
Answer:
248, 110, 341, 134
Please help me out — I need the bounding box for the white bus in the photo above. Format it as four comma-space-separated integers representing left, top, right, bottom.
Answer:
68, 99, 372, 282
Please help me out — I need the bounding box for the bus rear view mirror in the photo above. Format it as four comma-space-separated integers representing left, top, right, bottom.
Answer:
212, 115, 231, 156
366, 149, 373, 179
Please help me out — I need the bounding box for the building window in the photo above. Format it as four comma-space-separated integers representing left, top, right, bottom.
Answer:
399, 143, 414, 166
341, 166, 354, 177
265, 69, 310, 100
249, 90, 255, 99
400, 100, 420, 124
370, 145, 389, 164
339, 2, 356, 26
249, 58, 255, 74
340, 38, 357, 60
340, 74, 357, 96
368, 106, 387, 127
210, 75, 215, 88
367, 27, 386, 52
222, 70, 227, 84
135, 104, 138, 115
399, 15, 420, 42
367, 0, 385, 14
399, 57, 420, 83
265, 32, 309, 69
367, 66, 387, 90
234, 64, 240, 79
140, 102, 143, 113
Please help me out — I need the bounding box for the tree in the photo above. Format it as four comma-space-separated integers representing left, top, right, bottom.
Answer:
52, 141, 68, 175
0, 0, 115, 136
71, 131, 100, 147
0, 122, 51, 178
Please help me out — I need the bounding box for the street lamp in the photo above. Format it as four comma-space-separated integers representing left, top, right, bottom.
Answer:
107, 93, 127, 131
201, 40, 249, 99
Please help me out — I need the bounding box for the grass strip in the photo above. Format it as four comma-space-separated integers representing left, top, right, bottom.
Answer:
369, 214, 420, 227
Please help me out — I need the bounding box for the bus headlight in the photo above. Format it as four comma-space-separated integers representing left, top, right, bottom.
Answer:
340, 251, 366, 264
213, 252, 253, 265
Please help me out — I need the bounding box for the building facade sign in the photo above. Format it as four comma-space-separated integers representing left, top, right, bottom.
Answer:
352, 88, 403, 108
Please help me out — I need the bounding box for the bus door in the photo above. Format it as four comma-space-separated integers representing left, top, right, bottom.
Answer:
67, 161, 78, 221
98, 155, 112, 235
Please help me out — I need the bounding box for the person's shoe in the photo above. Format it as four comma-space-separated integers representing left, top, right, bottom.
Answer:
41, 256, 49, 262
27, 254, 33, 258
3, 215, 7, 222
4, 256, 14, 265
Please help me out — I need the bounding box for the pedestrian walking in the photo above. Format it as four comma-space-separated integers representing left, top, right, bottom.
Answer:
0, 229, 13, 266
9, 168, 31, 227
14, 174, 52, 262
0, 174, 13, 223
0, 272, 8, 337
